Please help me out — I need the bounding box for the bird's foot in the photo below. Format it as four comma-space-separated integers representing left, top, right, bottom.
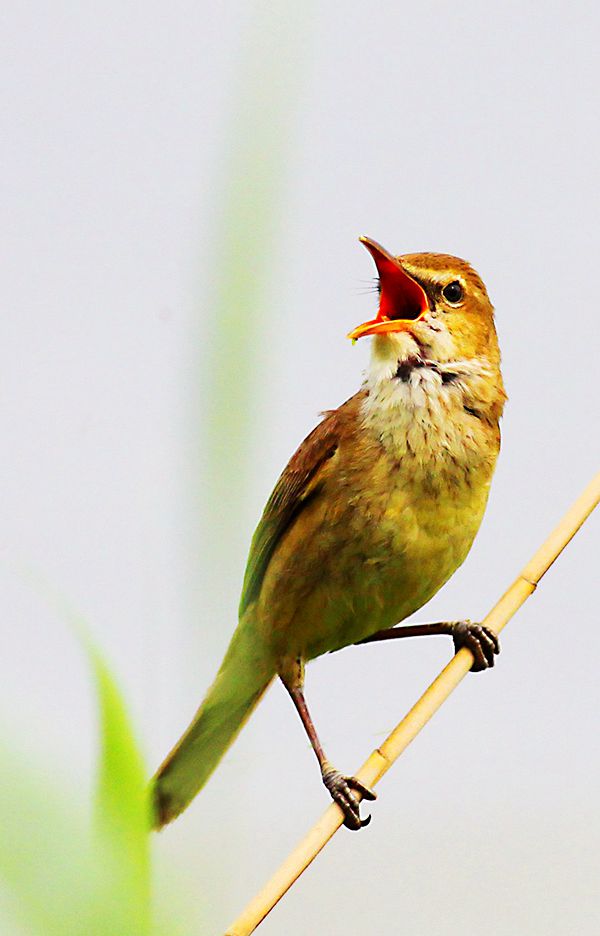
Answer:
451, 620, 500, 672
321, 765, 376, 830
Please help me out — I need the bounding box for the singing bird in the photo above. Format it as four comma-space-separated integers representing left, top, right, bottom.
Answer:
153, 237, 506, 830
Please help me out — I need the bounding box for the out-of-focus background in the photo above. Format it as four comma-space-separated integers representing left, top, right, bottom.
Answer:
2, 2, 599, 934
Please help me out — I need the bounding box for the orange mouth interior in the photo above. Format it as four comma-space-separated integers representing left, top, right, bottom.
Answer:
348, 237, 429, 340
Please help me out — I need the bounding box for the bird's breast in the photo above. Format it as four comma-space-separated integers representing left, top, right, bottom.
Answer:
257, 370, 501, 663
360, 364, 496, 471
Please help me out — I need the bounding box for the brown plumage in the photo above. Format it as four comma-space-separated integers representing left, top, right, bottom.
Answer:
153, 237, 506, 830
239, 395, 363, 615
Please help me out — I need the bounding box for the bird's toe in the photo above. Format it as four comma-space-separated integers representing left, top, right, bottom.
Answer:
322, 768, 375, 830
452, 620, 500, 672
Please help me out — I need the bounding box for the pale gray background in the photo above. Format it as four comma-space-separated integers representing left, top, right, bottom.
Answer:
2, 2, 599, 934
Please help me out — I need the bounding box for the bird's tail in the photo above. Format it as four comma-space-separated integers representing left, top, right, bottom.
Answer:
152, 618, 274, 829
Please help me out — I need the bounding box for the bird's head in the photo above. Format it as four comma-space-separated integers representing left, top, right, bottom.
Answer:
349, 237, 501, 371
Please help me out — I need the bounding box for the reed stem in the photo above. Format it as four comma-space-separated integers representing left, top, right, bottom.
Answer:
225, 472, 600, 936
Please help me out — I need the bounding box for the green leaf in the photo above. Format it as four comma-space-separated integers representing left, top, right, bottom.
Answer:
91, 644, 152, 936
0, 609, 165, 936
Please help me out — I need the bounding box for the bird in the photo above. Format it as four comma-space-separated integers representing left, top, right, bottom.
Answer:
152, 236, 506, 831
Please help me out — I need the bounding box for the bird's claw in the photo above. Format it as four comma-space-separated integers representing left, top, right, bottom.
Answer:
321, 766, 376, 830
451, 619, 500, 672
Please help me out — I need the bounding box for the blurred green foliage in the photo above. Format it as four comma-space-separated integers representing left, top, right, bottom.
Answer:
1, 4, 309, 933
200, 3, 310, 565
92, 644, 152, 935
0, 631, 185, 936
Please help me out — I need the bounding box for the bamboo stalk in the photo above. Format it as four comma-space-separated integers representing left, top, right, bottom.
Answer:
225, 472, 600, 936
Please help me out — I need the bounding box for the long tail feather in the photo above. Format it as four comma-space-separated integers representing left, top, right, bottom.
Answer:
152, 621, 274, 828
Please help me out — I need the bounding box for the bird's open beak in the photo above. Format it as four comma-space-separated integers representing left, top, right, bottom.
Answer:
348, 236, 429, 341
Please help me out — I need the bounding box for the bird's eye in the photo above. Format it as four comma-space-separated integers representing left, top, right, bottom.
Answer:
442, 281, 464, 304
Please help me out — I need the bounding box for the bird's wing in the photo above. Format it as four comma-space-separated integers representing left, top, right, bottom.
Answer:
239, 391, 366, 615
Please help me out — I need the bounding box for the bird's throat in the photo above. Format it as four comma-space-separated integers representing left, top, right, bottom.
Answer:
361, 342, 502, 470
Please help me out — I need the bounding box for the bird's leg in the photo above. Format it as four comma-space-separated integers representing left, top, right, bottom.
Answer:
280, 663, 376, 831
357, 620, 500, 672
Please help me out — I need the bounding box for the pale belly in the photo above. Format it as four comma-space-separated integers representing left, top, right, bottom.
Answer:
256, 455, 494, 666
